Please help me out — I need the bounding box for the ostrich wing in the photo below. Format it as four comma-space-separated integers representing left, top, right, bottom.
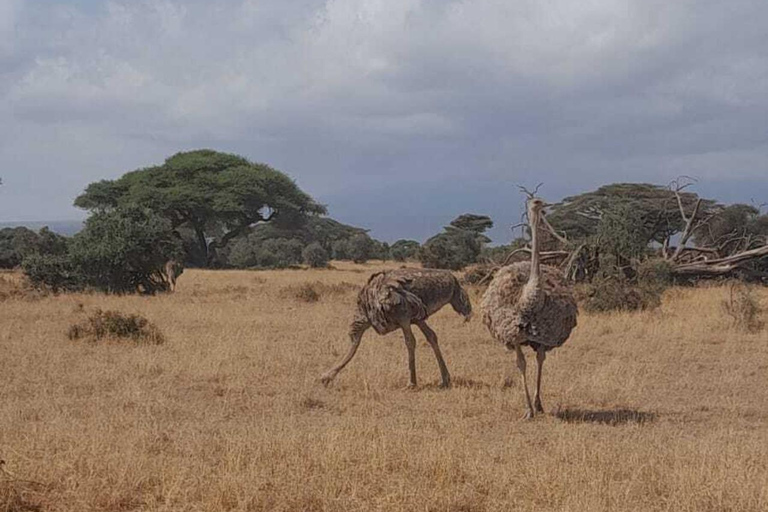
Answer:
361, 273, 428, 334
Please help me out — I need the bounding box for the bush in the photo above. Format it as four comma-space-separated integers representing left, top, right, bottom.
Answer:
23, 207, 182, 294
0, 226, 69, 269
419, 231, 481, 270
71, 207, 182, 293
722, 282, 763, 332
348, 234, 373, 263
22, 254, 83, 292
370, 240, 390, 261
228, 236, 304, 269
302, 242, 329, 268
636, 258, 674, 286
331, 239, 351, 260
0, 227, 39, 268
68, 309, 165, 344
576, 275, 664, 313
390, 239, 420, 262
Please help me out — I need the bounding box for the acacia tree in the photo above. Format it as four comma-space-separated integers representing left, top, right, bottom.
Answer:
546, 183, 720, 250
75, 150, 325, 266
419, 214, 493, 270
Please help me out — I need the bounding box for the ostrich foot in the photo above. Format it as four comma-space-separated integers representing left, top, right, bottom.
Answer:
522, 409, 535, 420
534, 400, 544, 413
438, 381, 452, 390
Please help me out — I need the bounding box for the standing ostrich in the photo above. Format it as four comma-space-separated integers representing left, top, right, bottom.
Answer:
481, 198, 578, 419
320, 268, 472, 388
161, 260, 184, 292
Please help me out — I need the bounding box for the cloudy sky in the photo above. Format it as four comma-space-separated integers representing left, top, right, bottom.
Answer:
1, 0, 766, 242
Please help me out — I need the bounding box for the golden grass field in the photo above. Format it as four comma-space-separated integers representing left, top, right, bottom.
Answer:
1, 262, 767, 511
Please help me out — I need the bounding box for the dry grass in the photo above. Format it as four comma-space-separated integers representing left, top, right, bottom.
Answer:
722, 282, 764, 333
1, 260, 767, 511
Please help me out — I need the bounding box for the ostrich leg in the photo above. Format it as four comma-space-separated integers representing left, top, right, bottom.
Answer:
320, 318, 370, 385
401, 324, 418, 388
515, 344, 535, 419
533, 346, 546, 413
417, 321, 451, 388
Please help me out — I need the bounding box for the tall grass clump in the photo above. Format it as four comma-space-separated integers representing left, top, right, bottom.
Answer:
722, 282, 764, 333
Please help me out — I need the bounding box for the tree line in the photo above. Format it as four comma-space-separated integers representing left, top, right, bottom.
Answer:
4, 151, 767, 294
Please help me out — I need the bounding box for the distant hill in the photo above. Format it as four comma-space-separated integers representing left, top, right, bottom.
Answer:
0, 220, 83, 236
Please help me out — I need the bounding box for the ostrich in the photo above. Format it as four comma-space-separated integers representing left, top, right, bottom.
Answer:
320, 268, 472, 388
162, 260, 184, 292
481, 198, 578, 419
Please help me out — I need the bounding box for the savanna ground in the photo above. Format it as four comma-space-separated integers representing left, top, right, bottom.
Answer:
1, 262, 767, 512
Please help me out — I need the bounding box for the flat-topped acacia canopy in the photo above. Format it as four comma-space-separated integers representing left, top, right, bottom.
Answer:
75, 149, 325, 266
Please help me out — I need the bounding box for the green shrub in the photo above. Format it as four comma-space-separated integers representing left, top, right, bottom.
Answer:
0, 226, 69, 269
348, 234, 373, 263
22, 254, 83, 293
390, 239, 420, 262
229, 236, 304, 269
302, 242, 329, 268
419, 231, 481, 270
23, 207, 182, 294
331, 239, 351, 260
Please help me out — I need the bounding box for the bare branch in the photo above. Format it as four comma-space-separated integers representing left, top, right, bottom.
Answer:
670, 177, 704, 261
516, 183, 544, 199
540, 213, 569, 245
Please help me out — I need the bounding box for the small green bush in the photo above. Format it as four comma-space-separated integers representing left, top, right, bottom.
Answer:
331, 239, 351, 260
390, 239, 420, 262
68, 309, 165, 344
348, 234, 373, 264
22, 254, 83, 293
302, 242, 329, 268
228, 237, 303, 269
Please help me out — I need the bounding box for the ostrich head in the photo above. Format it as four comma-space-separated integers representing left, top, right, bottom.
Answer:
526, 197, 549, 224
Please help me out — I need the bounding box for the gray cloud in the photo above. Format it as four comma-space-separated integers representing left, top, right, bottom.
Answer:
1, 0, 767, 242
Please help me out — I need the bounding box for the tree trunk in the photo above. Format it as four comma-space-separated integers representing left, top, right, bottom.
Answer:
194, 226, 209, 267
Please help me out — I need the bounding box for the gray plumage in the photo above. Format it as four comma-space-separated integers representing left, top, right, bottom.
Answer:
480, 198, 578, 419
320, 268, 472, 388
360, 268, 472, 335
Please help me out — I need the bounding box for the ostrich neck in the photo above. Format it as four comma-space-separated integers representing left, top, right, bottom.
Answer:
528, 211, 541, 287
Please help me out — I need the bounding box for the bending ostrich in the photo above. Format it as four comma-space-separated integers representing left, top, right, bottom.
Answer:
320, 268, 472, 388
481, 198, 578, 419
